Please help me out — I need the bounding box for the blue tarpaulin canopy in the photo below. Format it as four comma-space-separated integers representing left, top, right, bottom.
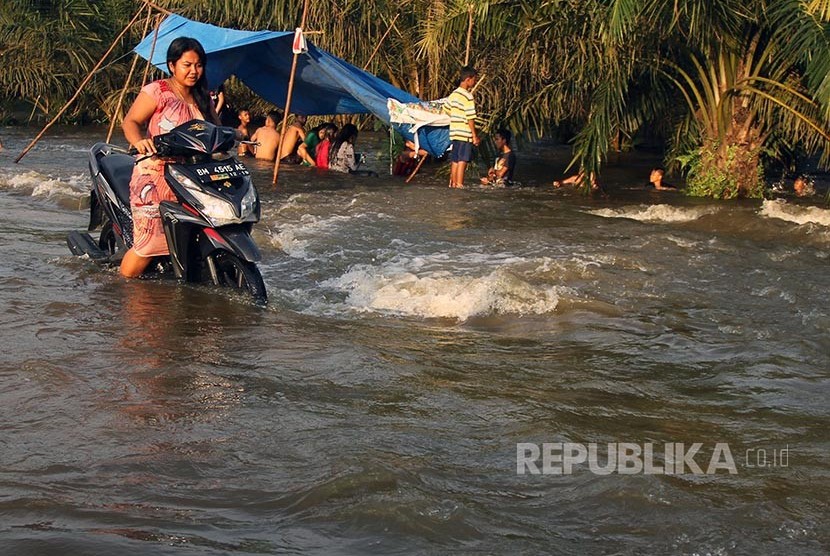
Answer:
133, 14, 449, 157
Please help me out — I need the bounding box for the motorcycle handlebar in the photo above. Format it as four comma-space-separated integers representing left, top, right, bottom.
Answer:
128, 146, 155, 164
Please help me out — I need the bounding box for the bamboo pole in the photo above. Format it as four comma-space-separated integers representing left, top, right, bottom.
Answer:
15, 7, 146, 163
389, 127, 393, 175
272, 0, 311, 186
471, 73, 485, 93
405, 155, 428, 184
141, 14, 164, 87
139, 0, 172, 15
363, 13, 400, 71
26, 96, 41, 124
107, 4, 154, 143
464, 4, 474, 66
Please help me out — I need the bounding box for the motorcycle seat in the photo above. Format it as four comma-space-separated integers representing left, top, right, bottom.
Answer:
98, 153, 135, 207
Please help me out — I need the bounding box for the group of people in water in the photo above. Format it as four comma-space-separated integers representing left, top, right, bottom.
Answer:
552, 167, 676, 192
389, 65, 517, 187
231, 108, 362, 174
550, 166, 814, 196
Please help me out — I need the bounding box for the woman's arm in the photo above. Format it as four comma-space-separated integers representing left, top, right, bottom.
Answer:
205, 101, 222, 126
215, 90, 225, 114
122, 91, 158, 155
298, 142, 316, 166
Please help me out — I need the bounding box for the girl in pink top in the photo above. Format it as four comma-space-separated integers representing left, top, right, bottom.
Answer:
120, 37, 220, 278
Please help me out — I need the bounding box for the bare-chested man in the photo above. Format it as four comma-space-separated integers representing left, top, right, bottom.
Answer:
250, 111, 281, 161
236, 108, 252, 157
278, 114, 307, 163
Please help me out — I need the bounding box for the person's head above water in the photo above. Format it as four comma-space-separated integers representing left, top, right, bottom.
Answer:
321, 122, 338, 139
650, 167, 665, 184
266, 110, 281, 127
334, 123, 358, 144
495, 128, 512, 148
293, 114, 307, 127
794, 175, 815, 197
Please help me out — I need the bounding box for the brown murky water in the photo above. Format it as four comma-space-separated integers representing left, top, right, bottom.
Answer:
0, 126, 828, 554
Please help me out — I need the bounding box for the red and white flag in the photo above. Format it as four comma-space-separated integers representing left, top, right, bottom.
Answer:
292, 28, 307, 54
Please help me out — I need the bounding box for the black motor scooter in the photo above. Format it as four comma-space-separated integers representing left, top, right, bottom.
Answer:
67, 119, 267, 304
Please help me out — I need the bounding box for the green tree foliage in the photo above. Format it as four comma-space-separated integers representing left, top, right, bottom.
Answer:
2, 0, 830, 198
0, 0, 142, 123
571, 0, 830, 197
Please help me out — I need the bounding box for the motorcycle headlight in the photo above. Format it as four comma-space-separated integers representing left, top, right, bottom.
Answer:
240, 178, 257, 219
169, 166, 240, 227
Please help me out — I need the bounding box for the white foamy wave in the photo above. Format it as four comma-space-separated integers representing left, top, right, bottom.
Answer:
275, 193, 315, 215
589, 204, 717, 222
760, 199, 830, 227
268, 214, 354, 259
268, 212, 391, 259
0, 170, 87, 198
325, 265, 565, 321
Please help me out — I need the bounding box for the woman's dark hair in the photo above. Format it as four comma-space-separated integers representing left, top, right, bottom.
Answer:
323, 122, 338, 142
166, 37, 217, 124
323, 123, 338, 139
329, 123, 358, 160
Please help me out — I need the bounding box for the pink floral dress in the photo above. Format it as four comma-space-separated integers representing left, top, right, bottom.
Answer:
129, 79, 203, 257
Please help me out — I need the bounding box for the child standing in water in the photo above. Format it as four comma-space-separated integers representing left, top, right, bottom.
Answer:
447, 66, 480, 188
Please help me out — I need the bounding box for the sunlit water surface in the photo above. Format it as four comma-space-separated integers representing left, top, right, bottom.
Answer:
0, 126, 828, 554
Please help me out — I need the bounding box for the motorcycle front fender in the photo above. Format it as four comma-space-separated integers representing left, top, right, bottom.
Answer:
159, 201, 210, 280
199, 224, 262, 263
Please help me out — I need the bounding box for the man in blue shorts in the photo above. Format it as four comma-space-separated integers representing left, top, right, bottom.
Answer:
447, 66, 480, 188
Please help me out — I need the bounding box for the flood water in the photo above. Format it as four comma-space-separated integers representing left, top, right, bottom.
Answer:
0, 126, 828, 554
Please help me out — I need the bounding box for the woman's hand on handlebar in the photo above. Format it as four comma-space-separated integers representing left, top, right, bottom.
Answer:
131, 138, 156, 156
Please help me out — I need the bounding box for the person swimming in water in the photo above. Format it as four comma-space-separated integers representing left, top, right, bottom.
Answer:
647, 167, 676, 191
793, 175, 815, 197
553, 170, 598, 190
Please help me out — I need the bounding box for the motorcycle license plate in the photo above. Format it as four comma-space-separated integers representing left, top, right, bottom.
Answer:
193, 161, 250, 184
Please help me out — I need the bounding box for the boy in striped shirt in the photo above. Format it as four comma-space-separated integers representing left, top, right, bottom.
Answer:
447, 66, 480, 188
